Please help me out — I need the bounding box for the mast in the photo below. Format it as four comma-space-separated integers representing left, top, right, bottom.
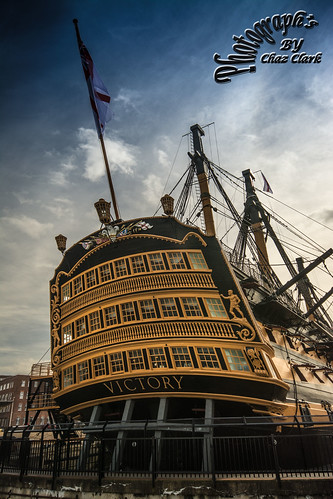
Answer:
241, 169, 298, 282
73, 19, 120, 221
188, 124, 216, 237
242, 169, 271, 279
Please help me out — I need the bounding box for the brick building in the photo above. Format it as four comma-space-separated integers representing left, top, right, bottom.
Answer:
0, 372, 53, 429
0, 374, 29, 427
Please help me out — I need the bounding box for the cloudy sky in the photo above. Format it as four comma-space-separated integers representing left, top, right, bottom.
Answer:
0, 0, 332, 375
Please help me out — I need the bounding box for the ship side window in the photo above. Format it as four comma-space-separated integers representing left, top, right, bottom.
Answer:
181, 297, 202, 316
114, 258, 128, 277
121, 302, 136, 322
292, 366, 307, 382
104, 306, 118, 326
77, 360, 90, 382
168, 252, 186, 269
63, 324, 72, 344
312, 371, 325, 384
285, 336, 296, 349
75, 317, 86, 337
197, 347, 220, 369
299, 402, 313, 425
265, 328, 276, 343
149, 348, 168, 368
62, 283, 71, 302
99, 263, 112, 283
63, 366, 74, 388
160, 298, 178, 317
86, 269, 96, 288
171, 346, 193, 367
187, 251, 208, 270
148, 253, 165, 271
92, 356, 106, 377
109, 352, 124, 373
205, 298, 228, 318
89, 311, 101, 332
130, 255, 146, 274
73, 276, 83, 295
128, 349, 145, 371
224, 349, 250, 372
139, 299, 156, 319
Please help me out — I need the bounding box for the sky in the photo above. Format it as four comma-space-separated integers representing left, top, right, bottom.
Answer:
0, 0, 332, 375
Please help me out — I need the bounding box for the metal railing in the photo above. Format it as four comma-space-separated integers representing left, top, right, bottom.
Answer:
30, 363, 53, 378
1, 430, 333, 487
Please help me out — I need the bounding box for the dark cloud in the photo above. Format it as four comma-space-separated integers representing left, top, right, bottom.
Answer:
0, 0, 332, 374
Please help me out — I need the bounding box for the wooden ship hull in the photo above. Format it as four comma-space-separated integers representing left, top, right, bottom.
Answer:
49, 124, 333, 429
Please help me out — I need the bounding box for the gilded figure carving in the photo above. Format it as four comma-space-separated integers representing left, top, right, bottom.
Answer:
221, 289, 244, 319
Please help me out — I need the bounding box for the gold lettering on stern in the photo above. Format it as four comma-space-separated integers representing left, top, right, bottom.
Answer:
147, 377, 161, 389
124, 378, 136, 391
103, 375, 184, 396
104, 382, 114, 394
162, 376, 174, 390
135, 377, 146, 390
172, 375, 183, 389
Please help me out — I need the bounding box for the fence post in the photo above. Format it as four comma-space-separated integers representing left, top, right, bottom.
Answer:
52, 439, 60, 490
270, 434, 281, 486
151, 436, 156, 488
98, 437, 105, 486
19, 439, 30, 481
210, 438, 216, 487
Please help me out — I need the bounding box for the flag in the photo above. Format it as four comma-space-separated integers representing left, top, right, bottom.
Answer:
79, 42, 111, 135
261, 172, 273, 194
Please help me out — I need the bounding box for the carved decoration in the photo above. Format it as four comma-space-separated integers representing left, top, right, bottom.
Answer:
246, 348, 269, 376
53, 369, 60, 392
50, 283, 61, 359
221, 289, 244, 319
237, 327, 256, 341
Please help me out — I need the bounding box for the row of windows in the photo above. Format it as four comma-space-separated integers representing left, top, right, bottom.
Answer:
0, 405, 11, 413
61, 251, 209, 302
0, 382, 14, 390
62, 346, 252, 388
62, 296, 228, 344
0, 393, 13, 401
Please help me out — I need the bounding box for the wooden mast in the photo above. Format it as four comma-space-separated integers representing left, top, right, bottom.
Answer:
73, 19, 120, 221
189, 124, 216, 237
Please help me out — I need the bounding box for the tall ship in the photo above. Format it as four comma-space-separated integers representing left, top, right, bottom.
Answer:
49, 121, 333, 432
42, 20, 333, 438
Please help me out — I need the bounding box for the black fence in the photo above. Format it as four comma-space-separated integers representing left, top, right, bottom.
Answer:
1, 431, 333, 486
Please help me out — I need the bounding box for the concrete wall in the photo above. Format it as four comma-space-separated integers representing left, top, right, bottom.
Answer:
0, 474, 333, 498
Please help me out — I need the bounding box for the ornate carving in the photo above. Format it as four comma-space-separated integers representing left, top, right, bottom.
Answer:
237, 327, 256, 341
52, 354, 61, 367
50, 280, 61, 356
246, 348, 269, 376
51, 328, 61, 349
53, 370, 60, 392
221, 289, 244, 319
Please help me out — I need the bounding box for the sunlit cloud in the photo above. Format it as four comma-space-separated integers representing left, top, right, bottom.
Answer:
78, 128, 137, 181
142, 173, 165, 208
114, 88, 142, 112
1, 215, 53, 239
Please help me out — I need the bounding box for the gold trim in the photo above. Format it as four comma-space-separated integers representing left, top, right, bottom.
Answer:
59, 319, 241, 361
61, 271, 215, 318
60, 389, 288, 416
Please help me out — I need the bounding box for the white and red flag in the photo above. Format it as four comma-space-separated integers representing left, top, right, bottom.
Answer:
79, 41, 111, 136
261, 172, 273, 194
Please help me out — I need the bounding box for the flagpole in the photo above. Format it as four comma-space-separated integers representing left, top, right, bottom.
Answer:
99, 133, 120, 220
73, 19, 120, 221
